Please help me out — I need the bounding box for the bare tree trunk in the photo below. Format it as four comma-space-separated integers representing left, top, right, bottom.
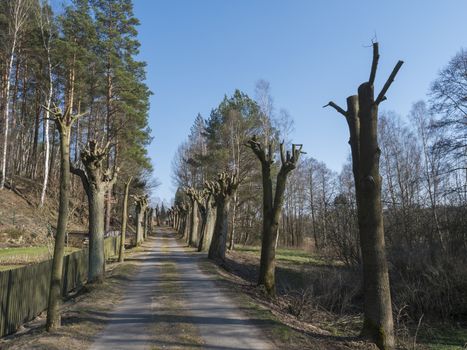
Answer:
189, 200, 199, 246
258, 158, 274, 290
40, 55, 53, 206
248, 137, 303, 297
119, 177, 132, 262
358, 82, 395, 349
208, 198, 229, 261
143, 208, 149, 239
71, 141, 118, 283
198, 196, 216, 252
88, 188, 106, 282
208, 173, 238, 262
325, 42, 401, 349
46, 125, 70, 330
46, 104, 82, 331
228, 190, 238, 250
1, 36, 16, 189
135, 195, 148, 245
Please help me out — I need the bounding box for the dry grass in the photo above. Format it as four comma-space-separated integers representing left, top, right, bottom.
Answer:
197, 252, 375, 350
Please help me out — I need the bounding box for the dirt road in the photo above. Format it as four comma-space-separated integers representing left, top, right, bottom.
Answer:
90, 228, 273, 350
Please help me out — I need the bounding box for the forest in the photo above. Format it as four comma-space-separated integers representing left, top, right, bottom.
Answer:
0, 0, 466, 349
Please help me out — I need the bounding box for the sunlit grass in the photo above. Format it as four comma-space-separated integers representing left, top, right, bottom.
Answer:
235, 245, 328, 265
0, 246, 78, 270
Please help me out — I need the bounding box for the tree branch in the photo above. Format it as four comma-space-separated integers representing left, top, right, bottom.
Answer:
375, 60, 404, 105
369, 42, 379, 85
279, 142, 286, 165
323, 101, 348, 117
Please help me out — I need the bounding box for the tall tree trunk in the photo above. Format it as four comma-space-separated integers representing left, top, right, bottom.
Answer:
88, 188, 106, 282
40, 57, 53, 206
39, 1, 53, 206
198, 197, 216, 252
189, 200, 199, 246
207, 172, 238, 262
105, 68, 113, 233
248, 137, 302, 297
357, 82, 394, 348
258, 161, 274, 290
135, 195, 148, 245
325, 42, 401, 349
46, 107, 75, 331
71, 141, 118, 282
228, 190, 238, 250
31, 85, 41, 179
208, 198, 229, 261
1, 38, 16, 189
119, 177, 132, 262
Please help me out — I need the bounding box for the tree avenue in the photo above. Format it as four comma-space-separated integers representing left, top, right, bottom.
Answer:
2, 1, 466, 348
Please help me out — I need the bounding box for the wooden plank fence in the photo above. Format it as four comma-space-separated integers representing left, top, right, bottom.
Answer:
0, 236, 121, 338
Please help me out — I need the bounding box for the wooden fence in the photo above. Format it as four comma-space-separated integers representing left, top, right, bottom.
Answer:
0, 236, 121, 338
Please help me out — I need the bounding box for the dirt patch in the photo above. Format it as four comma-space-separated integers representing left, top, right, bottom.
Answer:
0, 177, 87, 248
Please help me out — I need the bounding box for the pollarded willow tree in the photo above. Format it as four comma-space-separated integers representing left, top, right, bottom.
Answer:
208, 172, 239, 262
325, 42, 403, 350
134, 194, 148, 245
246, 136, 303, 297
197, 185, 217, 252
71, 140, 118, 282
44, 104, 85, 331
184, 187, 200, 247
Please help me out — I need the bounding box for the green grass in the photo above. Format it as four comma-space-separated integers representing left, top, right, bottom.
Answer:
0, 264, 23, 271
418, 325, 467, 350
0, 246, 78, 270
235, 245, 328, 265
0, 246, 51, 258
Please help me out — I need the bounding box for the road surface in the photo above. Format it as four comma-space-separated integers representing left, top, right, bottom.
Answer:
90, 228, 273, 350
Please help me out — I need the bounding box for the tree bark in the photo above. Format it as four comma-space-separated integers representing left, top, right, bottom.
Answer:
71, 141, 117, 283
228, 190, 238, 250
1, 35, 16, 189
198, 196, 216, 252
46, 126, 70, 331
258, 159, 274, 290
208, 198, 229, 261
119, 177, 132, 262
45, 103, 82, 331
40, 53, 53, 206
189, 200, 199, 246
87, 188, 106, 282
248, 137, 302, 297
325, 42, 400, 349
207, 173, 238, 262
357, 82, 394, 349
135, 195, 148, 245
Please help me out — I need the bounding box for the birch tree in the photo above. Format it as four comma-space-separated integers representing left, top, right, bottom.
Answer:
1, 0, 31, 189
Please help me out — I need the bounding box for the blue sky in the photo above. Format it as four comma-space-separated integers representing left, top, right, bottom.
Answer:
132, 0, 467, 203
